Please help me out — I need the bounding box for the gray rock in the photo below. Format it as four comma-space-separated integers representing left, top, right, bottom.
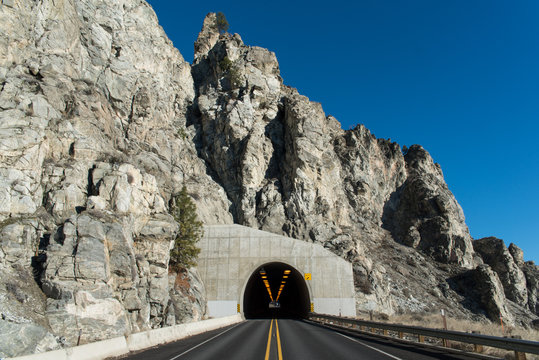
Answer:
383, 145, 474, 267
509, 243, 525, 267
122, 289, 142, 311
0, 320, 58, 358
522, 261, 539, 315
167, 268, 207, 324
194, 13, 220, 60
451, 264, 513, 323
473, 237, 528, 306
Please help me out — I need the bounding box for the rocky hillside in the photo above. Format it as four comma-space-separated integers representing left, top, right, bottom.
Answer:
0, 1, 537, 357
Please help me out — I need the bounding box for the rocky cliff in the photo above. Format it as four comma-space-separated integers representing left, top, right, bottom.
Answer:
0, 1, 537, 357
0, 0, 215, 357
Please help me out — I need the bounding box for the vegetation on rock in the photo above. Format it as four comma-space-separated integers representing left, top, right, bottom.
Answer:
169, 186, 203, 271
219, 55, 242, 89
215, 12, 229, 34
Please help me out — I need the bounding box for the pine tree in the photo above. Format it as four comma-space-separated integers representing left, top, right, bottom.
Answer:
215, 12, 229, 34
169, 186, 203, 271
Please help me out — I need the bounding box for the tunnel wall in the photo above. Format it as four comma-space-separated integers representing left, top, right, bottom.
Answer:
197, 225, 356, 318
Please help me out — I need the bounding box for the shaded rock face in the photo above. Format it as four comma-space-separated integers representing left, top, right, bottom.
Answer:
509, 244, 538, 316
473, 238, 528, 307
42, 211, 178, 342
449, 264, 512, 322
383, 146, 474, 267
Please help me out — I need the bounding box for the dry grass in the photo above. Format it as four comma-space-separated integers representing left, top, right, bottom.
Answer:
387, 313, 539, 341
357, 312, 539, 360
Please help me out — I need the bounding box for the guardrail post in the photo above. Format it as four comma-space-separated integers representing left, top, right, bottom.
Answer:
512, 336, 527, 360
442, 337, 451, 348
471, 331, 482, 353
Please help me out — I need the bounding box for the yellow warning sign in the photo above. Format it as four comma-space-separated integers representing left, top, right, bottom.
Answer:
310, 303, 314, 312
304, 273, 312, 280
237, 304, 240, 313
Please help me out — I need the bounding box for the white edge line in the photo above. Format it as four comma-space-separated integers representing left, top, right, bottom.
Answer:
335, 332, 404, 360
169, 322, 243, 360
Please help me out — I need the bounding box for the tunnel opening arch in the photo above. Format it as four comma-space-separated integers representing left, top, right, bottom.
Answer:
240, 261, 312, 319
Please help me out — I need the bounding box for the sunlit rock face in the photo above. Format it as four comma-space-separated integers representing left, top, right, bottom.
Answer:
0, 0, 220, 356
0, 3, 537, 357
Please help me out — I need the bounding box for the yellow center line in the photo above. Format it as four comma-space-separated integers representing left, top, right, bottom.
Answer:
275, 319, 283, 360
264, 318, 274, 360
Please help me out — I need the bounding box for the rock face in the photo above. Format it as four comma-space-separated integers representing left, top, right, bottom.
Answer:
383, 146, 474, 267
473, 239, 538, 318
0, 0, 221, 357
0, 3, 537, 357
522, 262, 539, 316
473, 238, 528, 307
449, 264, 512, 322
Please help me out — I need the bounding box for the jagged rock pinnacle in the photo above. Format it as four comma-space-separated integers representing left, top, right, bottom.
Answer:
194, 13, 220, 59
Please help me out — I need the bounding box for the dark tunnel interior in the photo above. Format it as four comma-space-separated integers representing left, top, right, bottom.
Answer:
243, 262, 310, 319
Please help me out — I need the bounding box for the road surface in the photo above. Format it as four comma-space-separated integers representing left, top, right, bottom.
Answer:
121, 319, 483, 360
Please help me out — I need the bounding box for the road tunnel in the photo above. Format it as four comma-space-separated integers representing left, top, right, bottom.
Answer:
243, 262, 310, 319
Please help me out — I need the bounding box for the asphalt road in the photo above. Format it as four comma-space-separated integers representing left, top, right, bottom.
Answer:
120, 319, 485, 360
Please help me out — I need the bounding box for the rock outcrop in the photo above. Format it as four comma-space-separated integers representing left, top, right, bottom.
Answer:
523, 262, 539, 316
449, 264, 512, 322
0, 2, 537, 357
473, 238, 528, 307
383, 145, 474, 267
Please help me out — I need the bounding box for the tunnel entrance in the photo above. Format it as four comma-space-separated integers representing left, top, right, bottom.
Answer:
243, 262, 310, 319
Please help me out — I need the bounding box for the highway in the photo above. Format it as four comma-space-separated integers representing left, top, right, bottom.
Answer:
121, 319, 484, 360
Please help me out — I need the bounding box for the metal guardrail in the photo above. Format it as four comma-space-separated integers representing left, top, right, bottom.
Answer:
309, 313, 539, 358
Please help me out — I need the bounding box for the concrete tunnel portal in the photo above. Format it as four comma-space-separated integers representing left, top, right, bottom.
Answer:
197, 225, 356, 319
243, 262, 310, 319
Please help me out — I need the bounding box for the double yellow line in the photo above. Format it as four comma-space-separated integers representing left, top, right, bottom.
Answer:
264, 318, 283, 360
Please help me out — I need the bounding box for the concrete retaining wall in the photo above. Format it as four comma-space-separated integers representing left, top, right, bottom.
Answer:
125, 315, 242, 352
7, 315, 243, 360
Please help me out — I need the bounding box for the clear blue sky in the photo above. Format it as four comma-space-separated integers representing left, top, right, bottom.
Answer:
147, 0, 539, 263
